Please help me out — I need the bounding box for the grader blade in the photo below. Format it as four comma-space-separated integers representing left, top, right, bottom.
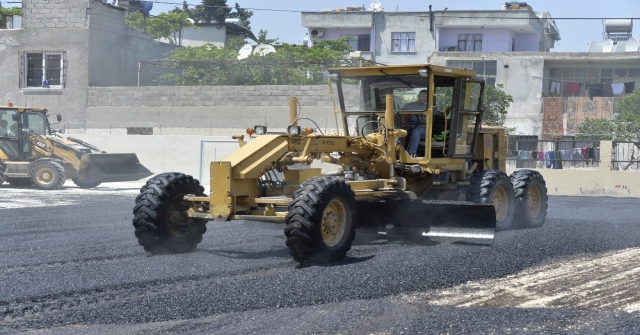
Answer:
79, 153, 152, 183
357, 200, 496, 239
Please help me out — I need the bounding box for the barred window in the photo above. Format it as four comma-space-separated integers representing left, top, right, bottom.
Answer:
23, 52, 65, 89
391, 32, 416, 52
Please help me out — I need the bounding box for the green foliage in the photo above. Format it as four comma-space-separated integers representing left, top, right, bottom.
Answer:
256, 29, 279, 45
125, 11, 194, 44
1, 6, 22, 29
192, 0, 231, 24
227, 3, 253, 30
482, 84, 513, 127
577, 118, 640, 141
614, 88, 640, 122
158, 36, 363, 86
434, 84, 513, 131
190, 0, 252, 29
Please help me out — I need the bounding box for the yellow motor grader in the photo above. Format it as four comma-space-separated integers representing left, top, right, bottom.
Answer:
0, 105, 152, 190
132, 64, 548, 264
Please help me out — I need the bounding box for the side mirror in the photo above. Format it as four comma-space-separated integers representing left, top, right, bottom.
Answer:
12, 114, 19, 121
56, 114, 62, 122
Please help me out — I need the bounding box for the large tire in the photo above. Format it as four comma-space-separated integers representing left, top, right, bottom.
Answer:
0, 162, 6, 184
467, 169, 515, 231
72, 177, 102, 189
7, 178, 33, 187
30, 161, 66, 190
132, 172, 207, 254
285, 176, 357, 264
510, 169, 548, 229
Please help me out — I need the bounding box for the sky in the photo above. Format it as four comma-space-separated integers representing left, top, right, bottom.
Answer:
148, 0, 640, 52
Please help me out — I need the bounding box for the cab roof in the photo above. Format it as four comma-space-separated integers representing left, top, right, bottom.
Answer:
328, 64, 477, 78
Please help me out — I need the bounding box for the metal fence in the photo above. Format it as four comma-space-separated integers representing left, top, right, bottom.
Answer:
507, 137, 601, 169
612, 141, 640, 171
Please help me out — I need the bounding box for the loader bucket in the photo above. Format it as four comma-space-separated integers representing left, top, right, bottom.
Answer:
357, 199, 496, 240
78, 153, 152, 183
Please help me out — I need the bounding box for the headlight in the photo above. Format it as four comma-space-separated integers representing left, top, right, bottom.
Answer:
254, 126, 267, 135
287, 125, 301, 135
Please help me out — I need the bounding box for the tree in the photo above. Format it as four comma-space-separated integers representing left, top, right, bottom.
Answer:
190, 1, 252, 28
256, 29, 279, 45
435, 84, 513, 129
482, 84, 513, 128
0, 6, 22, 29
614, 88, 640, 122
228, 3, 253, 30
125, 11, 195, 45
158, 36, 361, 86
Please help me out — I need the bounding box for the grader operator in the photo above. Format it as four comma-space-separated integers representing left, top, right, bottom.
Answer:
132, 64, 548, 264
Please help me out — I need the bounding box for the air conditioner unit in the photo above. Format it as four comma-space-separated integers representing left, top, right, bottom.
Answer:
310, 29, 324, 37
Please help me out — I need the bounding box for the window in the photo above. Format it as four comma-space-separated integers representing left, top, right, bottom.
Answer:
447, 60, 497, 86
547, 66, 640, 97
457, 34, 482, 51
23, 52, 64, 89
391, 32, 416, 52
342, 34, 371, 51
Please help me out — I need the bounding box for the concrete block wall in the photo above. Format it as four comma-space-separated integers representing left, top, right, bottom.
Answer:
22, 0, 94, 29
87, 85, 360, 108
82, 85, 361, 135
88, 0, 126, 34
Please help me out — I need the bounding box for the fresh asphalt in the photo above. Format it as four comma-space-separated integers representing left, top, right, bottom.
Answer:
1, 182, 639, 334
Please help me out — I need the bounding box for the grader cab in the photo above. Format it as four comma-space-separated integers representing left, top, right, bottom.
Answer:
132, 64, 548, 264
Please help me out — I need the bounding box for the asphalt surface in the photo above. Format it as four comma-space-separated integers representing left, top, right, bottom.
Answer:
1, 182, 640, 334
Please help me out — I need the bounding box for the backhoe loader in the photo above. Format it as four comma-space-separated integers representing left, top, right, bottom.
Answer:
132, 64, 548, 264
0, 104, 152, 190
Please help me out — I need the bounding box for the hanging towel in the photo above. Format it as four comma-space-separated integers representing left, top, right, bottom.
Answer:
537, 151, 544, 160
566, 81, 580, 94
572, 148, 582, 167
546, 151, 557, 169
589, 83, 603, 99
611, 83, 625, 95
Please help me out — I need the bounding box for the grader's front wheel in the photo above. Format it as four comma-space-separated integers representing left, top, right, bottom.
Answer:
285, 176, 357, 264
132, 172, 207, 254
468, 169, 515, 231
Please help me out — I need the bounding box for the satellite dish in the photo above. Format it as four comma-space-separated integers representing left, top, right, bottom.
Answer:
237, 44, 253, 60
253, 44, 276, 56
320, 8, 331, 12
370, 1, 382, 10
187, 18, 195, 24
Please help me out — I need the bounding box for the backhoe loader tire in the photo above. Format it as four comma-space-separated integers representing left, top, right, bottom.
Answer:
467, 169, 515, 231
285, 176, 357, 264
510, 169, 548, 229
72, 178, 101, 189
7, 178, 32, 187
31, 161, 66, 190
132, 172, 207, 254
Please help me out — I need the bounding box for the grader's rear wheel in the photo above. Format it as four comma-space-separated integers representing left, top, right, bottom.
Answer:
132, 172, 207, 254
510, 169, 548, 229
468, 169, 515, 231
285, 176, 357, 264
